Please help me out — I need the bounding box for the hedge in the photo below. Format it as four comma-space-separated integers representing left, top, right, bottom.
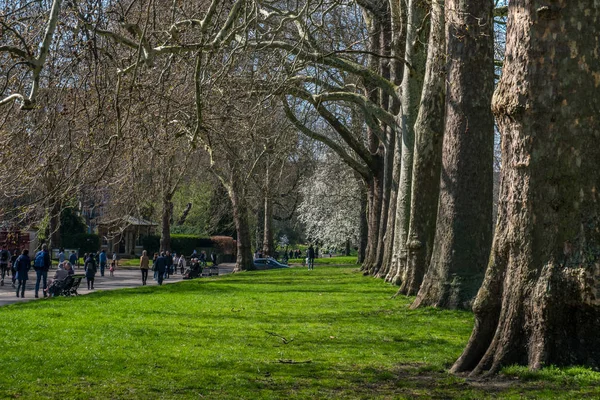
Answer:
171, 234, 213, 256
62, 233, 101, 254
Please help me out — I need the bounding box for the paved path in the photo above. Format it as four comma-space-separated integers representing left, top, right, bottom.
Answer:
0, 263, 235, 307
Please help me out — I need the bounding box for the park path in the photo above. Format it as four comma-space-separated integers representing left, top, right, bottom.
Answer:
0, 263, 235, 307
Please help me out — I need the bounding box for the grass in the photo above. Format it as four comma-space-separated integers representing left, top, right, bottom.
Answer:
0, 266, 598, 399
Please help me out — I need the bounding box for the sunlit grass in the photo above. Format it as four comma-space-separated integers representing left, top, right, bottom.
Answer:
0, 266, 597, 399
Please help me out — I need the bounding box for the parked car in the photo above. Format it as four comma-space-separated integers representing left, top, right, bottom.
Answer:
253, 257, 288, 270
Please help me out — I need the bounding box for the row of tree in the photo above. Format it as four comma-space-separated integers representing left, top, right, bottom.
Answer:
1, 0, 599, 374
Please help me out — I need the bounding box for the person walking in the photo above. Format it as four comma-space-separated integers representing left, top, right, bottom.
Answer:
85, 253, 97, 290
69, 250, 78, 269
14, 249, 30, 298
154, 252, 167, 285
165, 251, 173, 279
307, 244, 315, 270
58, 248, 65, 264
10, 250, 18, 288
98, 249, 108, 277
152, 252, 158, 281
178, 254, 186, 275
33, 244, 51, 298
0, 246, 10, 286
211, 252, 218, 266
139, 250, 150, 285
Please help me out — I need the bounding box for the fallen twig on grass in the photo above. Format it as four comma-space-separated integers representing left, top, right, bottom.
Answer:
265, 331, 294, 344
277, 359, 312, 364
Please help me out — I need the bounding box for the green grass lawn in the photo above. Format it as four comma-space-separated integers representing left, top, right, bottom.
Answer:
1, 266, 598, 399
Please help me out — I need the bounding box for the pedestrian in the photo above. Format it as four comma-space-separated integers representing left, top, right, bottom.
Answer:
154, 252, 167, 285
69, 250, 78, 269
10, 250, 18, 288
58, 247, 65, 264
112, 252, 118, 268
139, 250, 149, 285
307, 244, 315, 270
85, 253, 97, 290
199, 251, 207, 267
172, 253, 178, 275
178, 254, 186, 275
98, 249, 108, 277
109, 260, 116, 277
165, 251, 173, 279
14, 249, 30, 298
289, 250, 293, 260
0, 246, 10, 286
33, 244, 51, 298
152, 252, 158, 281
211, 251, 218, 266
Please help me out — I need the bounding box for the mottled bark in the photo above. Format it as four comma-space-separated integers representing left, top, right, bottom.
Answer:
398, 0, 445, 295
229, 177, 255, 272
453, 0, 600, 374
387, 0, 429, 283
412, 0, 494, 309
376, 0, 407, 279
358, 180, 368, 264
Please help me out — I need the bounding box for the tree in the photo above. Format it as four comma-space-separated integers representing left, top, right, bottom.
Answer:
452, 0, 600, 374
411, 0, 495, 309
297, 153, 362, 251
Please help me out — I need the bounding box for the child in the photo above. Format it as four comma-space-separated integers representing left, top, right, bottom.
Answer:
109, 260, 116, 277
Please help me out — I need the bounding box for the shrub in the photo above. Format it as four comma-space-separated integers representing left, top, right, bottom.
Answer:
62, 233, 101, 254
141, 235, 161, 255
171, 234, 213, 256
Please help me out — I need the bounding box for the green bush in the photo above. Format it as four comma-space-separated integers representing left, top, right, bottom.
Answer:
62, 233, 101, 254
141, 235, 161, 255
171, 234, 213, 256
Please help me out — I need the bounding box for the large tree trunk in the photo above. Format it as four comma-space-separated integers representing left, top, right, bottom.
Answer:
412, 0, 494, 309
376, 0, 407, 279
452, 0, 600, 375
397, 0, 445, 295
160, 196, 173, 252
229, 177, 255, 272
388, 0, 429, 284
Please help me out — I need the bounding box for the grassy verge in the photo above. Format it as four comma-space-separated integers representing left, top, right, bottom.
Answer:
0, 266, 598, 399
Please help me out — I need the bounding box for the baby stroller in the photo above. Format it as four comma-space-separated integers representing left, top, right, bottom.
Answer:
182, 259, 202, 279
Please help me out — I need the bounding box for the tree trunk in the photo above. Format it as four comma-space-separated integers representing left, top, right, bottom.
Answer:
229, 177, 255, 272
263, 195, 273, 257
49, 197, 62, 250
358, 179, 368, 264
412, 0, 494, 309
398, 0, 445, 295
376, 0, 407, 279
387, 0, 429, 283
160, 196, 173, 252
452, 0, 600, 375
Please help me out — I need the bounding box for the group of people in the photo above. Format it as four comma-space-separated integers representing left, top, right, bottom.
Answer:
1, 244, 221, 298
139, 250, 216, 285
1, 244, 78, 298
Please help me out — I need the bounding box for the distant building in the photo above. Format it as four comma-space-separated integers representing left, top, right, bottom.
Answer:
97, 216, 158, 257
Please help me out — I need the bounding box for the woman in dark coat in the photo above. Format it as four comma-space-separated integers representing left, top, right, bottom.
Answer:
15, 249, 31, 298
85, 253, 97, 290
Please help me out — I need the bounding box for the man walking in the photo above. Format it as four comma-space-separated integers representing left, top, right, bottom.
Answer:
154, 252, 167, 285
307, 244, 315, 270
34, 244, 51, 298
0, 246, 10, 286
98, 249, 108, 277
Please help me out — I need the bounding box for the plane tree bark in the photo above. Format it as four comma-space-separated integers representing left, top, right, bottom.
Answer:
394, 0, 445, 293
411, 0, 495, 309
452, 0, 600, 374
